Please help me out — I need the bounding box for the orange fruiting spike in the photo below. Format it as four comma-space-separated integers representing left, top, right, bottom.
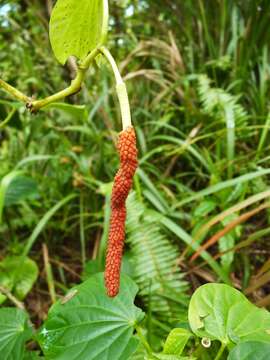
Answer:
105, 126, 138, 297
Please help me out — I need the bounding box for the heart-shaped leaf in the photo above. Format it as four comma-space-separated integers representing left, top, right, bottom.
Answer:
0, 308, 33, 360
49, 0, 108, 64
37, 273, 144, 360
0, 256, 39, 304
188, 283, 270, 345
228, 341, 270, 360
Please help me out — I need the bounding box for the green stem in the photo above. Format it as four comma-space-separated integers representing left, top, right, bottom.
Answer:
0, 48, 99, 112
31, 48, 99, 111
134, 324, 152, 356
43, 243, 56, 304
0, 44, 131, 128
98, 46, 132, 130
0, 79, 30, 103
0, 108, 16, 129
214, 342, 226, 360
79, 192, 86, 266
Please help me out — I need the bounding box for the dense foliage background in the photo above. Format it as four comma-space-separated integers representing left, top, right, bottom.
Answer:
1, 0, 270, 356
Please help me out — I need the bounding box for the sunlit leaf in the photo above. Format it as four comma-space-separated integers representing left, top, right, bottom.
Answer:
0, 256, 39, 304
163, 328, 192, 355
38, 273, 144, 360
188, 283, 270, 345
49, 0, 108, 64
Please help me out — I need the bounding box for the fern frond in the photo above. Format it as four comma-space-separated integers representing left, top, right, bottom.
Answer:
197, 74, 248, 126
126, 193, 189, 323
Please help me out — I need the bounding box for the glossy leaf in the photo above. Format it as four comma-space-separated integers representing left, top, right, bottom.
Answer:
188, 283, 270, 345
228, 341, 270, 360
38, 273, 144, 360
163, 328, 192, 355
49, 0, 108, 64
0, 256, 39, 304
0, 308, 33, 360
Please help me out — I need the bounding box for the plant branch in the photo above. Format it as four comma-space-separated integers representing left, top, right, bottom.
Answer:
0, 48, 99, 112
30, 48, 99, 111
43, 243, 56, 304
0, 79, 30, 103
0, 45, 131, 127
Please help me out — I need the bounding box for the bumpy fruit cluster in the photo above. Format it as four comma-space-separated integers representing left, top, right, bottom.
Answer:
105, 126, 138, 297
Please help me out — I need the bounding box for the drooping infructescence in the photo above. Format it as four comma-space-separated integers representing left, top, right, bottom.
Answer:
104, 126, 138, 297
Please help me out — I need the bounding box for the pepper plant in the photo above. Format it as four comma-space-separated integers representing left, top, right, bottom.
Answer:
0, 1, 270, 359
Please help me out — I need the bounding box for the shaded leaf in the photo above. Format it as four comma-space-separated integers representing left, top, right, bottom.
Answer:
5, 176, 38, 206
0, 308, 33, 360
228, 341, 270, 360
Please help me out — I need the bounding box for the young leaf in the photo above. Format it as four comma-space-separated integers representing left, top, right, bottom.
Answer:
188, 283, 270, 345
163, 328, 192, 355
49, 0, 108, 64
0, 308, 33, 360
228, 341, 270, 360
37, 273, 144, 360
0, 256, 39, 304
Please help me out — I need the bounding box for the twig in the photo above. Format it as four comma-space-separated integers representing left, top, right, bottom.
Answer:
42, 243, 56, 304
0, 285, 25, 310
50, 258, 81, 279
0, 48, 98, 112
0, 79, 30, 103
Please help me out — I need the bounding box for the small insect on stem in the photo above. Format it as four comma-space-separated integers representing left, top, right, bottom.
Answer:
104, 126, 138, 297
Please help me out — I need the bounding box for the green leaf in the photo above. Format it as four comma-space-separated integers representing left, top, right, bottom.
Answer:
188, 284, 270, 345
0, 256, 39, 304
43, 103, 86, 119
82, 259, 102, 280
0, 308, 33, 360
151, 355, 195, 360
0, 170, 23, 223
23, 352, 43, 360
23, 193, 77, 257
49, 0, 108, 64
5, 176, 38, 206
163, 328, 192, 355
37, 273, 144, 360
193, 200, 217, 218
228, 341, 270, 360
0, 172, 38, 224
